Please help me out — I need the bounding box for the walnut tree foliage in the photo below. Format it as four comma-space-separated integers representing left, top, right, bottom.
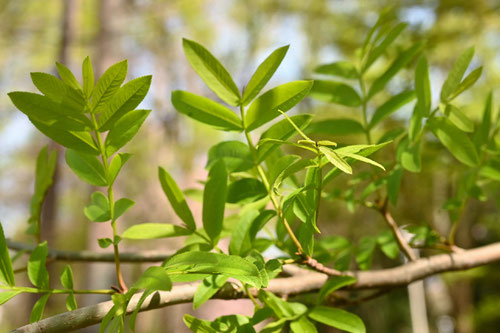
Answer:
1, 11, 499, 332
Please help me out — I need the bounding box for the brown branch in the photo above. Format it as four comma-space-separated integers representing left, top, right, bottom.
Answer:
10, 242, 500, 333
6, 240, 171, 263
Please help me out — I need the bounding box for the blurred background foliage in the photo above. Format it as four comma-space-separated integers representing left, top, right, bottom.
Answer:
1, 0, 499, 332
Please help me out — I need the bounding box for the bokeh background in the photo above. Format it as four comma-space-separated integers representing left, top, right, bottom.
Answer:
1, 0, 500, 332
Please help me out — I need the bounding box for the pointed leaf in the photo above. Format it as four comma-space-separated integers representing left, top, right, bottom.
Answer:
193, 275, 229, 309
206, 141, 253, 173
0, 223, 15, 286
309, 80, 361, 107
314, 61, 358, 79
30, 294, 50, 323
306, 118, 365, 136
203, 160, 227, 243
56, 62, 81, 91
82, 56, 94, 99
114, 198, 135, 219
84, 192, 110, 222
172, 90, 242, 131
0, 291, 22, 306
318, 276, 357, 303
387, 166, 403, 205
363, 22, 407, 73
60, 264, 74, 289
308, 306, 365, 333
108, 153, 131, 185
229, 210, 260, 256
415, 56, 431, 116
246, 80, 313, 131
445, 104, 474, 133
105, 109, 151, 155
91, 60, 127, 113
184, 314, 218, 333
242, 45, 289, 105
291, 316, 318, 333
319, 146, 352, 174
227, 179, 267, 204
441, 47, 475, 102
122, 223, 191, 239
66, 293, 77, 311
183, 39, 240, 106
474, 91, 493, 148
450, 66, 483, 100
65, 149, 107, 186
369, 90, 416, 129
133, 266, 172, 291
28, 242, 49, 288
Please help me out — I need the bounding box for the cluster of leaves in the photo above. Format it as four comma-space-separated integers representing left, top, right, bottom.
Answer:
1, 9, 499, 333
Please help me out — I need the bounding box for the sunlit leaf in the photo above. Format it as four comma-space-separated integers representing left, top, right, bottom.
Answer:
315, 61, 358, 79
440, 47, 475, 102
308, 306, 365, 333
309, 80, 361, 107
122, 223, 191, 239
203, 160, 227, 244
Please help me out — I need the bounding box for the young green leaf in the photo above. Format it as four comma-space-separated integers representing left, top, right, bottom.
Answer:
314, 60, 358, 79
114, 198, 135, 220
368, 42, 423, 99
319, 146, 352, 174
0, 223, 15, 286
60, 264, 74, 289
317, 276, 357, 303
428, 117, 479, 166
183, 314, 218, 333
30, 72, 71, 103
30, 294, 50, 323
245, 80, 313, 131
449, 66, 483, 100
474, 91, 493, 148
172, 90, 243, 131
98, 238, 113, 248
387, 166, 403, 205
84, 192, 111, 222
82, 56, 94, 99
356, 236, 376, 270
206, 141, 253, 173
164, 251, 262, 287
308, 306, 366, 333
415, 56, 431, 116
56, 62, 82, 91
291, 316, 318, 333
158, 167, 196, 230
229, 210, 260, 256
122, 223, 191, 239
66, 294, 77, 311
193, 275, 229, 309
91, 60, 127, 113
28, 242, 49, 288
337, 152, 385, 171
377, 230, 400, 259
306, 118, 365, 136
108, 153, 131, 185
309, 80, 361, 107
133, 266, 172, 291
444, 104, 474, 133
203, 160, 227, 244
242, 45, 289, 105
98, 75, 152, 131
0, 291, 22, 306
369, 90, 416, 129
65, 149, 107, 187
440, 47, 475, 102
226, 179, 267, 204
363, 22, 407, 73
105, 109, 151, 155
258, 290, 307, 319
397, 138, 421, 173
182, 38, 241, 106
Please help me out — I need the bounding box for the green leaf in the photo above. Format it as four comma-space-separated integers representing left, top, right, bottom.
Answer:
408, 104, 423, 142
129, 290, 154, 331
306, 118, 365, 136
82, 56, 94, 99
291, 316, 318, 333
229, 210, 260, 256
309, 80, 361, 107
29, 119, 99, 155
377, 230, 400, 259
336, 152, 385, 171
105, 109, 150, 155
98, 75, 152, 131
398, 138, 421, 173
65, 149, 107, 186
133, 266, 172, 291
66, 293, 77, 311
56, 62, 82, 91
98, 238, 113, 248
193, 275, 229, 309
60, 264, 74, 289
164, 251, 262, 287
245, 80, 313, 131
428, 117, 479, 166
108, 153, 131, 185
206, 141, 253, 173
308, 306, 366, 333
30, 294, 50, 323
441, 47, 475, 102
314, 61, 358, 79
480, 159, 500, 181
317, 276, 357, 303
227, 178, 267, 204
114, 198, 135, 219
363, 22, 407, 73
257, 114, 313, 162
449, 66, 483, 100
258, 290, 307, 319
84, 192, 110, 222
182, 38, 241, 106
268, 154, 302, 189
28, 242, 49, 288
0, 223, 15, 286
319, 146, 352, 174
415, 56, 431, 116
0, 291, 22, 306
474, 91, 493, 148
242, 45, 289, 105
203, 160, 227, 244
30, 72, 78, 105
356, 237, 376, 270
91, 60, 127, 113
159, 167, 196, 230
387, 166, 403, 205
184, 314, 218, 333
172, 90, 243, 131
122, 223, 191, 239
444, 104, 474, 133
369, 90, 416, 129
368, 42, 423, 99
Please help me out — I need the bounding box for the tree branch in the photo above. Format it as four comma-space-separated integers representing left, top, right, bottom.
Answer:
10, 242, 500, 333
6, 239, 170, 263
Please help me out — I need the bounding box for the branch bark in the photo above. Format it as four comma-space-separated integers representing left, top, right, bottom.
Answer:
10, 242, 500, 333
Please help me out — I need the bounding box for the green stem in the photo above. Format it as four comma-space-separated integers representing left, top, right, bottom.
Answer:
91, 114, 127, 293
244, 284, 260, 308
239, 105, 304, 255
